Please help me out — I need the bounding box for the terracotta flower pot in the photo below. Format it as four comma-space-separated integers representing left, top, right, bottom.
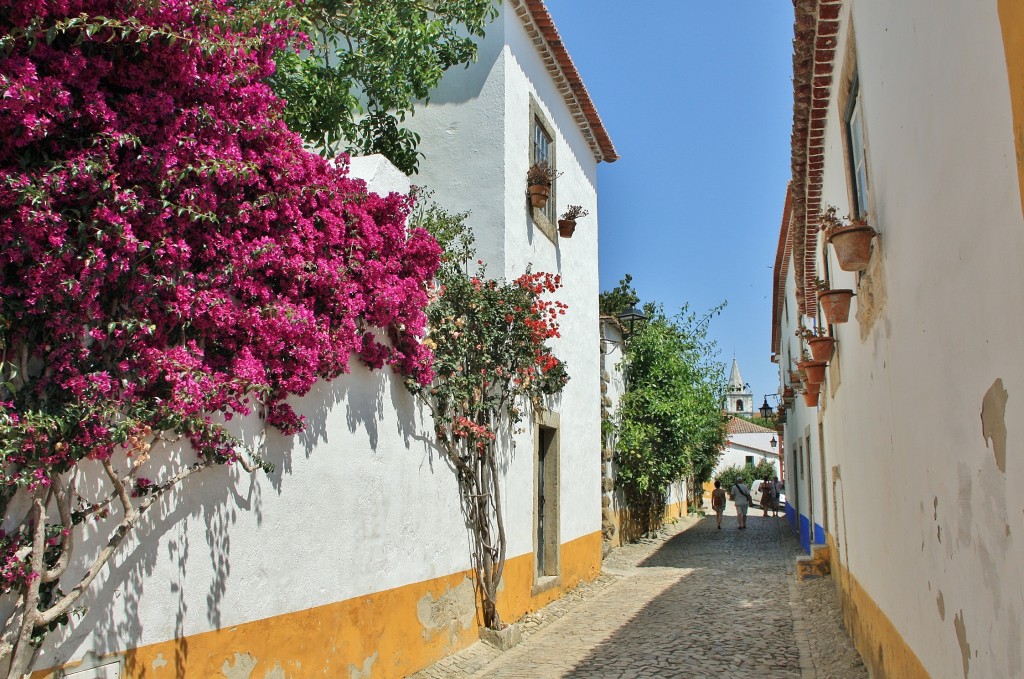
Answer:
798, 360, 827, 385
828, 224, 876, 271
782, 386, 794, 400
528, 184, 550, 209
802, 385, 820, 407
818, 289, 854, 324
558, 219, 576, 238
807, 336, 835, 362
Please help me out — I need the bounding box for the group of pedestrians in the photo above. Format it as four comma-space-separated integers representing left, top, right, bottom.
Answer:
709, 476, 783, 530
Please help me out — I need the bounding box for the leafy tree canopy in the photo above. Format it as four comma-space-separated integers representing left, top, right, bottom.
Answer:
263, 0, 500, 173
599, 273, 640, 318
613, 302, 727, 529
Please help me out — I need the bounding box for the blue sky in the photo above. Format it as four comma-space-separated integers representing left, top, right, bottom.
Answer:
545, 2, 795, 403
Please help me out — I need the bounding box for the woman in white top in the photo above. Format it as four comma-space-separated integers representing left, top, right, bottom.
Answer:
730, 480, 752, 529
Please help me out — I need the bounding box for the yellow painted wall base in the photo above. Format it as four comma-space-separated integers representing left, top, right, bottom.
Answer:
1000, 0, 1024, 218
826, 534, 930, 679
35, 531, 602, 679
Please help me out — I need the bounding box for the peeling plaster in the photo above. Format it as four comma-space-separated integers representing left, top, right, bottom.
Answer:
954, 610, 971, 677
981, 378, 1008, 473
152, 653, 168, 670
957, 463, 974, 549
348, 652, 377, 679
416, 577, 476, 642
263, 663, 287, 679
855, 239, 886, 341
221, 653, 258, 679
937, 590, 945, 621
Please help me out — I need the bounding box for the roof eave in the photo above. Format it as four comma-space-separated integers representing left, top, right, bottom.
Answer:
512, 0, 619, 163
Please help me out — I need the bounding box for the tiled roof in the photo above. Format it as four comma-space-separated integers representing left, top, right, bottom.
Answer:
771, 184, 794, 358
511, 0, 619, 163
727, 417, 777, 435
789, 0, 843, 313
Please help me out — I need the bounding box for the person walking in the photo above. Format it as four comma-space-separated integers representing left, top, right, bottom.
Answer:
770, 476, 783, 517
711, 480, 727, 529
730, 479, 753, 529
760, 477, 774, 517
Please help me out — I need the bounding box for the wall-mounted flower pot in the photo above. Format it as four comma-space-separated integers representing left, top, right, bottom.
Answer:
802, 385, 820, 407
828, 225, 876, 271
798, 360, 828, 385
807, 336, 835, 362
818, 289, 854, 324
782, 386, 795, 400
528, 184, 550, 209
558, 219, 576, 238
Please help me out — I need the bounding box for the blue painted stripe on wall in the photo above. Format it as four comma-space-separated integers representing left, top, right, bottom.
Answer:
814, 522, 825, 545
798, 513, 811, 553
785, 502, 798, 533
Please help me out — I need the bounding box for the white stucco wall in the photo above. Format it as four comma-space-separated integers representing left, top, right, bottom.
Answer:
780, 1, 1024, 675
410, 4, 603, 560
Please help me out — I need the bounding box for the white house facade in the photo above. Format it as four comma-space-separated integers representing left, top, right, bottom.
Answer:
34, 3, 617, 678
772, 1, 1024, 677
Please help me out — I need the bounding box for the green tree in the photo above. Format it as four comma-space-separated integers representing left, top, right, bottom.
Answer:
613, 303, 728, 533
599, 273, 640, 317
266, 0, 499, 173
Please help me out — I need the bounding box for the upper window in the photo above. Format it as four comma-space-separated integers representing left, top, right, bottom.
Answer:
845, 75, 869, 218
531, 112, 556, 224
736, 399, 744, 412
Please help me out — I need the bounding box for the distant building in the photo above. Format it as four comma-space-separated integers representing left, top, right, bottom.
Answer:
714, 417, 780, 480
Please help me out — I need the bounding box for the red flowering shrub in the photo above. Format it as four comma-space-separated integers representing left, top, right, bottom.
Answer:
407, 203, 568, 629
0, 1, 439, 670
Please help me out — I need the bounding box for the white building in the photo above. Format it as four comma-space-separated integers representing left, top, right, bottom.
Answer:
34, 2, 617, 678
772, 1, 1024, 677
714, 417, 780, 481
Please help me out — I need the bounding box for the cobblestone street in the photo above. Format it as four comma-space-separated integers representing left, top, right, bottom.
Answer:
413, 506, 866, 679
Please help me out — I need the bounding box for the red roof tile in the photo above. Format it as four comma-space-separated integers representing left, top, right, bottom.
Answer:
513, 0, 619, 163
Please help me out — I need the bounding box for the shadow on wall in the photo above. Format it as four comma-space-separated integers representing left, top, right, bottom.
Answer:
38, 367, 429, 677
39, 459, 262, 679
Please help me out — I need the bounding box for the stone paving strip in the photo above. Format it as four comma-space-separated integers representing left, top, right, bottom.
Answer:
411, 507, 867, 679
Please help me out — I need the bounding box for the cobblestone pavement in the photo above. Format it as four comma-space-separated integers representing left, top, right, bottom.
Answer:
412, 506, 866, 679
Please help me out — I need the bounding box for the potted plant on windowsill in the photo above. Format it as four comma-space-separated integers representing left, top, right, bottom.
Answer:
796, 348, 827, 386
820, 205, 877, 271
557, 205, 589, 238
527, 161, 560, 209
816, 278, 854, 325
796, 324, 835, 362
801, 382, 821, 407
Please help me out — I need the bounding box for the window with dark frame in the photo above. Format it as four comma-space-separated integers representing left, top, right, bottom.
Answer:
532, 116, 556, 223
845, 74, 869, 219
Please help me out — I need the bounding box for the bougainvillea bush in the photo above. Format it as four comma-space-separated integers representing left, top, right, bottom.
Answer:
408, 202, 568, 629
0, 1, 438, 673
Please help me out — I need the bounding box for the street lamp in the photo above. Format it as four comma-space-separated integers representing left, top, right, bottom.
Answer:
770, 436, 777, 449
616, 306, 646, 334
759, 397, 774, 421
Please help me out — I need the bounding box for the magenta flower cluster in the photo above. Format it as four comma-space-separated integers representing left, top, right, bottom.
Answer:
0, 0, 440, 483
